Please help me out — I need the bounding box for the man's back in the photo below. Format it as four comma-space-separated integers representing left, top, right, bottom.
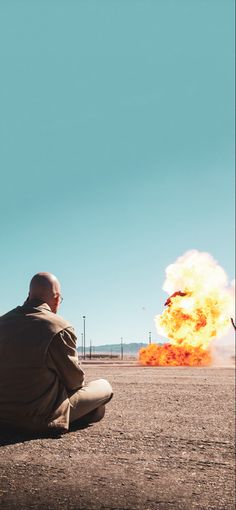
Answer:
0, 300, 73, 433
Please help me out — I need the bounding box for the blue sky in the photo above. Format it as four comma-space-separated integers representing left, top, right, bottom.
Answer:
0, 0, 235, 346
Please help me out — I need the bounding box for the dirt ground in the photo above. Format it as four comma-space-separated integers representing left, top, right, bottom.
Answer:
0, 364, 235, 510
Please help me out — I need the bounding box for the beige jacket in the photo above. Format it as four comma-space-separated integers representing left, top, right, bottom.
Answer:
0, 300, 84, 433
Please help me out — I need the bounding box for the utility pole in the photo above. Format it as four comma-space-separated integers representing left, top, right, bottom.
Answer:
89, 339, 92, 359
120, 337, 123, 360
83, 316, 86, 360
149, 331, 152, 344
81, 333, 83, 358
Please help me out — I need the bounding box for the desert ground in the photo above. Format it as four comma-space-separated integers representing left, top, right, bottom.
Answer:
0, 364, 235, 510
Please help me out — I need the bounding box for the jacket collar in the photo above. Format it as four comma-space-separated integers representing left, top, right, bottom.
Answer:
22, 299, 52, 313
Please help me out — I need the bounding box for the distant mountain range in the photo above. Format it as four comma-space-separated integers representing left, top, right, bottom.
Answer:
77, 342, 148, 355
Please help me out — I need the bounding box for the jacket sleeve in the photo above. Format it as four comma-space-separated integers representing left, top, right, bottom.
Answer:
47, 327, 85, 391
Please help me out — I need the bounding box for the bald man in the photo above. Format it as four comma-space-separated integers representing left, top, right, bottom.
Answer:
0, 273, 113, 435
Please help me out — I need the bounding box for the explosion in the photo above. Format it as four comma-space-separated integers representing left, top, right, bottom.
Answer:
139, 250, 234, 367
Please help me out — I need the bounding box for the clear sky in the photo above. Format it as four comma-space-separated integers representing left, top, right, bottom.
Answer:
0, 0, 235, 346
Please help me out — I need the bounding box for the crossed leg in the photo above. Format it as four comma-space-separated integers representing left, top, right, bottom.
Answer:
69, 378, 113, 425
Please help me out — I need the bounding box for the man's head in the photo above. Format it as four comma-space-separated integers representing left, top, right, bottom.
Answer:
29, 272, 62, 313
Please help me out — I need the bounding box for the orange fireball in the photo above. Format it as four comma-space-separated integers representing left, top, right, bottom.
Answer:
139, 251, 233, 367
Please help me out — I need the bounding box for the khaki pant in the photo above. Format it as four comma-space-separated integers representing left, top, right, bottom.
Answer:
69, 378, 113, 423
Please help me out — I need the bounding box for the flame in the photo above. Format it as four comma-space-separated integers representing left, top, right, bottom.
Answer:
139, 342, 211, 366
139, 250, 234, 367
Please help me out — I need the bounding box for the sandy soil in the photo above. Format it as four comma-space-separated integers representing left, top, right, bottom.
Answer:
0, 364, 235, 510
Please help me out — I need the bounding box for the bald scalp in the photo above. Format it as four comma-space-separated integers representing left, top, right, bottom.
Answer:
29, 272, 61, 301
